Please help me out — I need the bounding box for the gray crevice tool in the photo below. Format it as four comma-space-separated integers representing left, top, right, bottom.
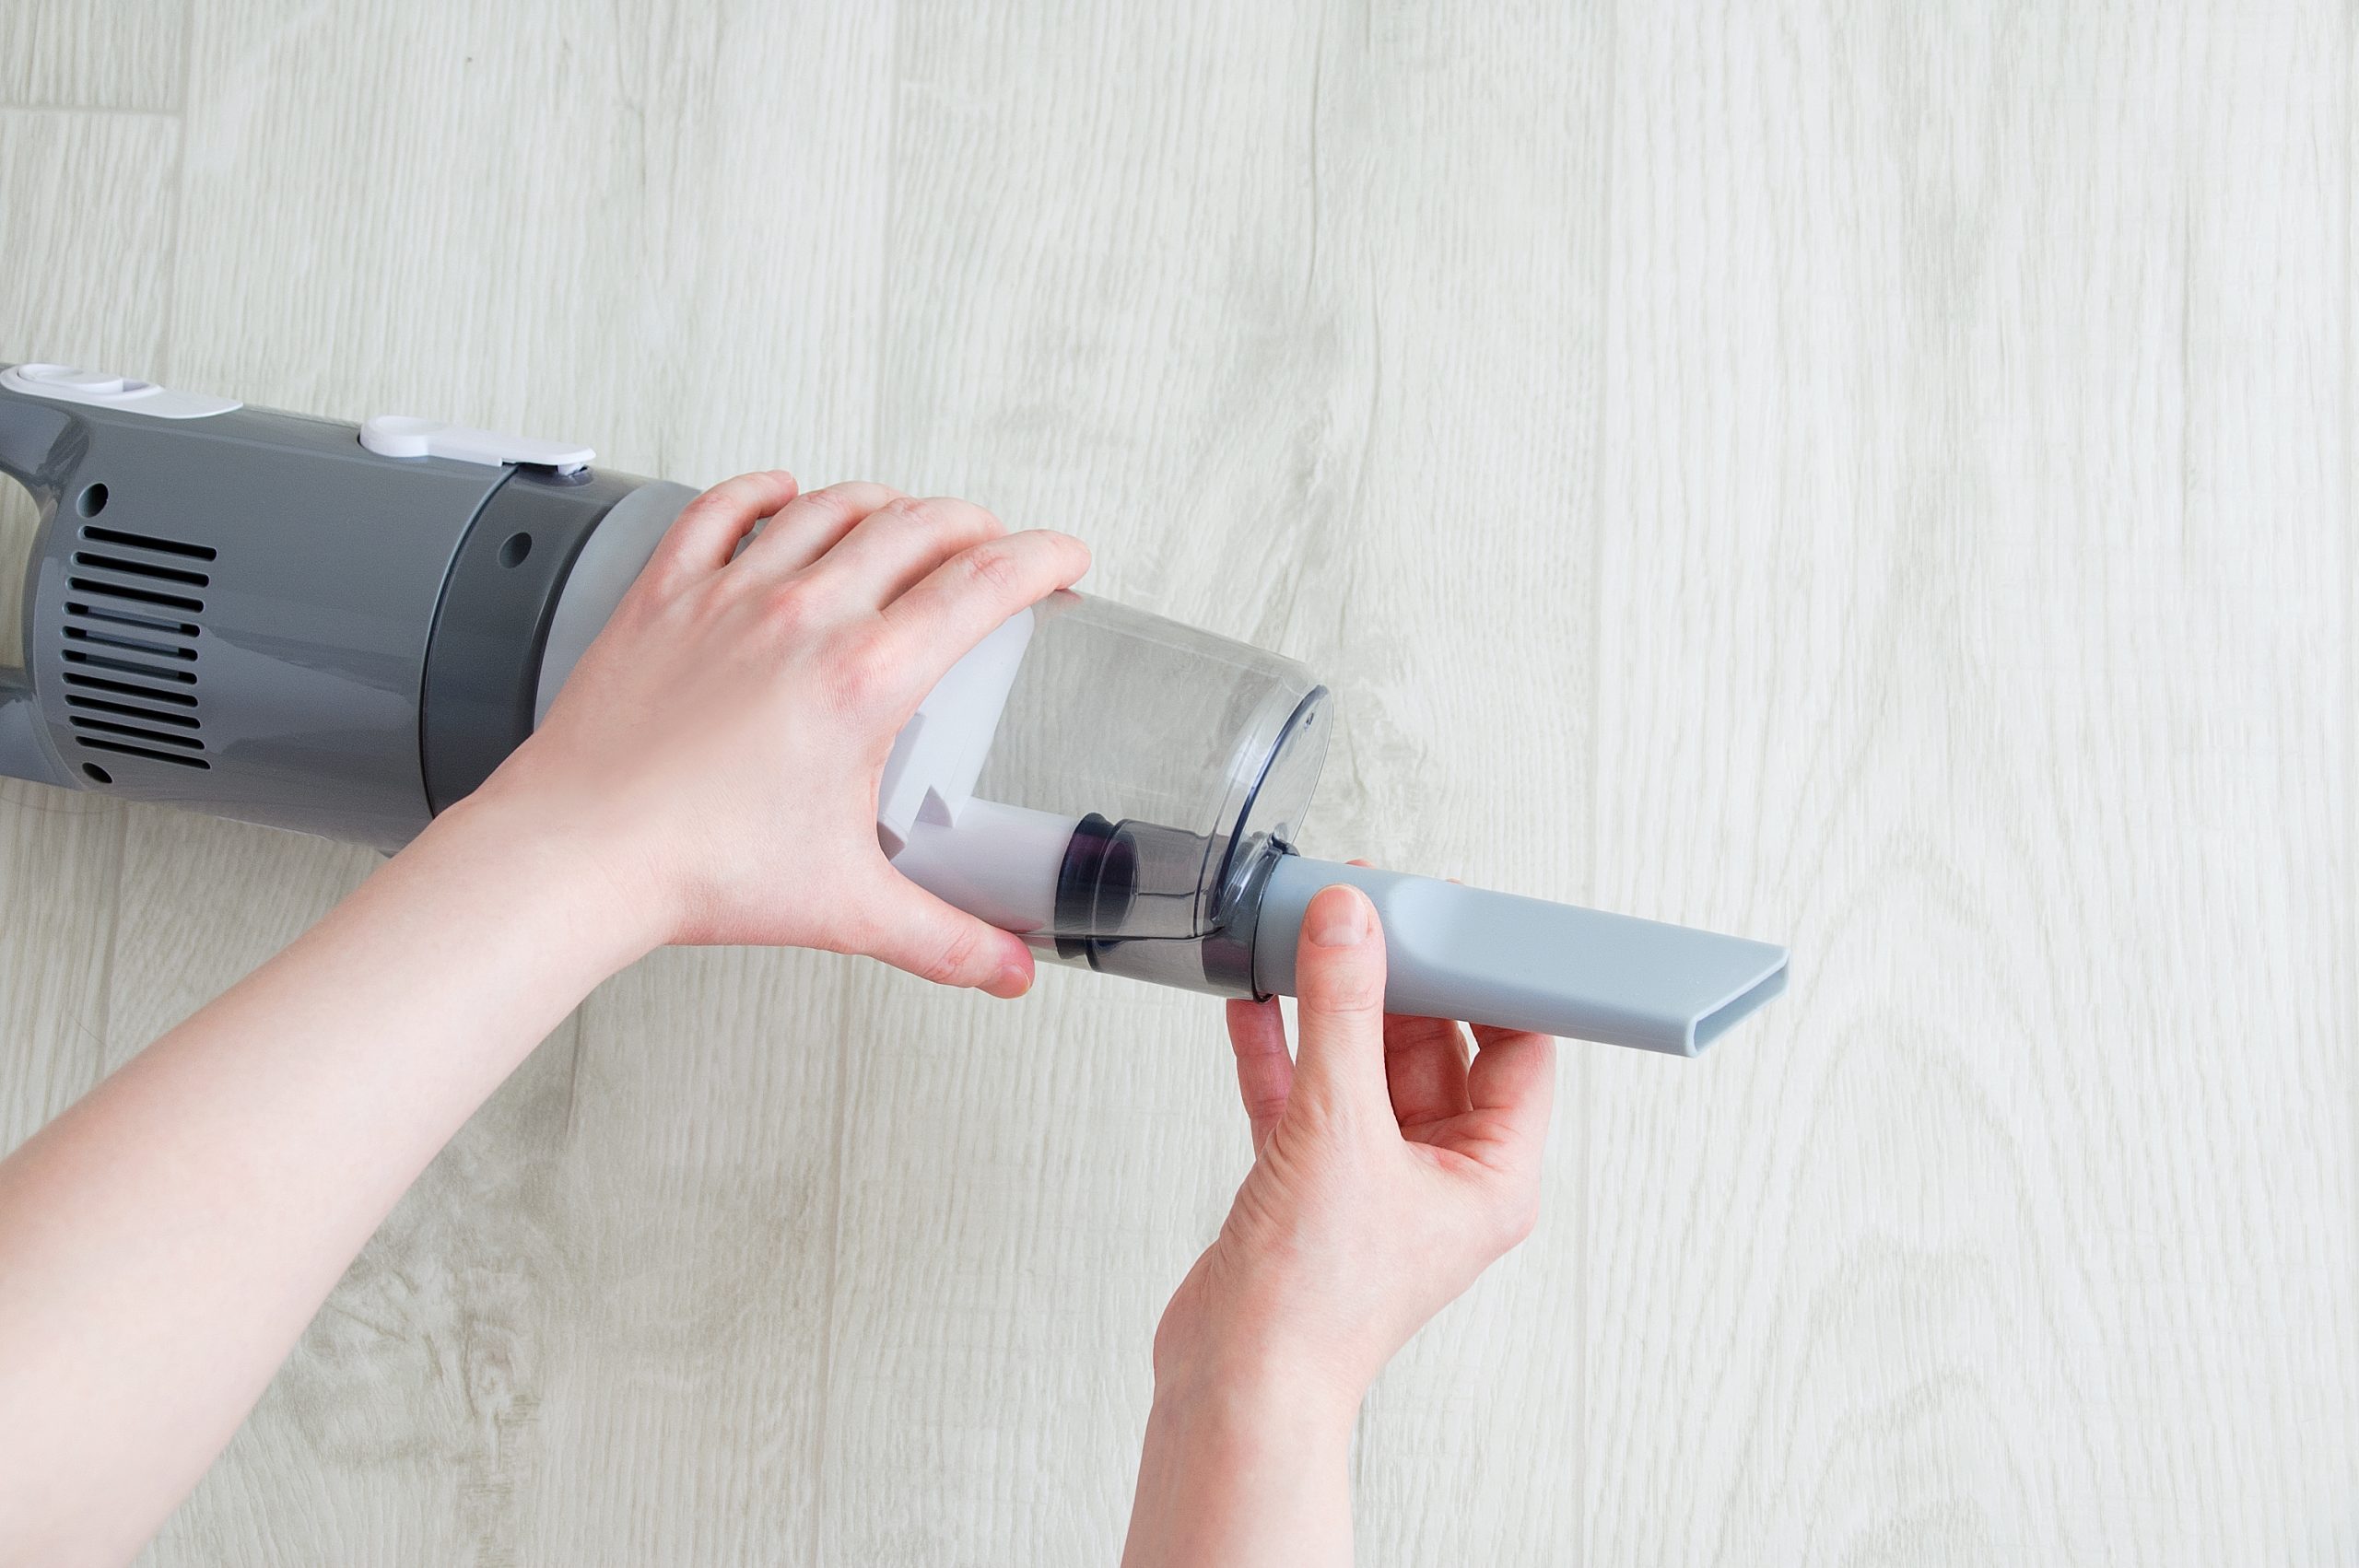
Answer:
0, 360, 1789, 1056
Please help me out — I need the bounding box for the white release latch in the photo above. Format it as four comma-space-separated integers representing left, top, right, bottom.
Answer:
0, 362, 241, 419
359, 415, 593, 474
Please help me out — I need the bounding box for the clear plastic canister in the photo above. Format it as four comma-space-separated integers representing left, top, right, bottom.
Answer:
876, 591, 1331, 994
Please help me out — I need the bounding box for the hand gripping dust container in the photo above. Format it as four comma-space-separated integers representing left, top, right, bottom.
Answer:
871, 591, 1789, 1054
0, 360, 1788, 1054
874, 591, 1332, 998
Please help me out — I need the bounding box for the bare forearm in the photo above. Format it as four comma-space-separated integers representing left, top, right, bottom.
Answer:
0, 793, 655, 1566
1123, 1368, 1357, 1568
0, 469, 1086, 1565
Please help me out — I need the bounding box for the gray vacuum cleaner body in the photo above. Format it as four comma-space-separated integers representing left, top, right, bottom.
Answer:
0, 362, 1789, 1055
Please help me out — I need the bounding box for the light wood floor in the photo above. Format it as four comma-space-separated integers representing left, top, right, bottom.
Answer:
1, 3, 2352, 1562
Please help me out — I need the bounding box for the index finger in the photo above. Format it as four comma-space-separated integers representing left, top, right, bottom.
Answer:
875, 529, 1091, 686
640, 470, 799, 591
1225, 998, 1294, 1153
1465, 1024, 1556, 1158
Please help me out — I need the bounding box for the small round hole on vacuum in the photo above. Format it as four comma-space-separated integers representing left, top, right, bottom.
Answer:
499, 532, 533, 568
76, 484, 109, 518
81, 762, 111, 784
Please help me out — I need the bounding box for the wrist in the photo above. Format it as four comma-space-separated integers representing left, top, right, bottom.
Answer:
1150, 1343, 1366, 1443
1130, 1345, 1359, 1567
1145, 1369, 1357, 1474
397, 782, 674, 977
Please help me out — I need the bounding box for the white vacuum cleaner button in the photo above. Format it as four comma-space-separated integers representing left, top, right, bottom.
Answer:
359, 415, 593, 474
30, 367, 127, 393
0, 362, 241, 419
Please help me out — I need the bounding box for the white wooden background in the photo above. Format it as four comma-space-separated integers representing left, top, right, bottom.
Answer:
1, 2, 2352, 1563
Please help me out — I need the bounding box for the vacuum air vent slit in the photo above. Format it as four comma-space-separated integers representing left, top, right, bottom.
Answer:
65, 576, 203, 614
65, 695, 201, 729
55, 527, 213, 776
65, 601, 199, 638
64, 625, 196, 660
69, 715, 204, 749
61, 672, 197, 706
75, 736, 211, 770
61, 649, 197, 683
77, 525, 218, 562
68, 551, 210, 588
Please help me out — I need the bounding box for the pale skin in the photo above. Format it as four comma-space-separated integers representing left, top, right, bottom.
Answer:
0, 474, 1554, 1567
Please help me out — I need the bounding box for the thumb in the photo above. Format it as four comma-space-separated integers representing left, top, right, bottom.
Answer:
854, 872, 1036, 999
1286, 883, 1392, 1128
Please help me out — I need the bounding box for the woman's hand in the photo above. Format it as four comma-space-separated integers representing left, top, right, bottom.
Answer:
0, 470, 1088, 1567
1124, 879, 1557, 1567
1164, 876, 1557, 1409
462, 471, 1090, 997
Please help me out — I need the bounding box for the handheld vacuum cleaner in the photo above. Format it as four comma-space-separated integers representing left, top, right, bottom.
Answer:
0, 361, 1788, 1054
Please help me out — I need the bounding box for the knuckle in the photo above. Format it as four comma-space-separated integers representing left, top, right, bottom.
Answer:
921, 921, 983, 986
808, 481, 893, 521
675, 491, 737, 529
1302, 962, 1386, 1023
829, 624, 904, 705
760, 578, 821, 629
1318, 992, 1387, 1032
1242, 1085, 1290, 1129
957, 541, 1029, 598
880, 495, 944, 532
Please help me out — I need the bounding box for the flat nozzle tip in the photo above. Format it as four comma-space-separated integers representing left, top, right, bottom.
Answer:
1253, 857, 1789, 1055
1685, 949, 1789, 1053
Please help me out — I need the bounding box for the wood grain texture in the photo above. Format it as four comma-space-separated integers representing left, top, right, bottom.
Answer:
118, 3, 899, 1562
0, 106, 182, 662
0, 103, 175, 1356
0, 2, 2349, 1563
822, 12, 1332, 1560
0, 0, 185, 112
1586, 5, 2356, 1564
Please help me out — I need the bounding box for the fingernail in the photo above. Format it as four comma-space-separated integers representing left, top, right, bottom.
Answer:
986, 962, 1031, 1000
1307, 885, 1368, 947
